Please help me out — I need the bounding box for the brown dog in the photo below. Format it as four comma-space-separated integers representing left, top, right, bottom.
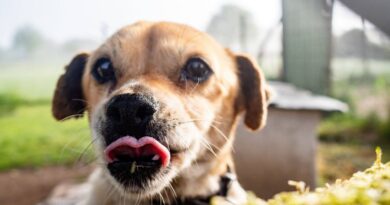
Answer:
52, 21, 269, 205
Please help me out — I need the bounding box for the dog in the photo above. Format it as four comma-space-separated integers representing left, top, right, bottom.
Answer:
52, 21, 269, 205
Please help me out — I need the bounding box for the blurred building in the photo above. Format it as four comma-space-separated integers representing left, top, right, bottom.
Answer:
234, 82, 347, 199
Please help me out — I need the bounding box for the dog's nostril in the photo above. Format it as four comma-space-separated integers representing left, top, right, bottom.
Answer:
135, 105, 155, 123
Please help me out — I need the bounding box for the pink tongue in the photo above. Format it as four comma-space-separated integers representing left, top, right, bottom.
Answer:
104, 136, 171, 168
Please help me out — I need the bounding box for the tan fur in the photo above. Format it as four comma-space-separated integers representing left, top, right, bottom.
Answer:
52, 21, 269, 205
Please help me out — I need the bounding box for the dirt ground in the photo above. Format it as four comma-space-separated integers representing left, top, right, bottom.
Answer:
0, 165, 94, 205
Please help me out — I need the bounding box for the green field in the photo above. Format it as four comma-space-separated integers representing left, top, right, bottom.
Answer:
0, 61, 93, 170
0, 105, 92, 170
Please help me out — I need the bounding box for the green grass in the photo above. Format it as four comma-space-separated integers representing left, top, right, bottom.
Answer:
318, 113, 389, 143
0, 104, 93, 170
0, 92, 49, 116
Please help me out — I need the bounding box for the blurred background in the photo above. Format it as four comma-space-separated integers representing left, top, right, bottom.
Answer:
0, 0, 389, 204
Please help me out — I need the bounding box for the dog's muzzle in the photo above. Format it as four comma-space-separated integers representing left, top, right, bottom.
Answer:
102, 93, 171, 188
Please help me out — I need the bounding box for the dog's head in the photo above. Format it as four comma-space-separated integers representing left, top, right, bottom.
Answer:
53, 21, 268, 199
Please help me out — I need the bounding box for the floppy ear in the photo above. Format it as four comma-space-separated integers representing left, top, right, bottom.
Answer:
235, 54, 270, 130
52, 53, 89, 120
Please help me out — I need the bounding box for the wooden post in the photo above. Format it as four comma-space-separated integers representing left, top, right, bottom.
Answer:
282, 0, 333, 94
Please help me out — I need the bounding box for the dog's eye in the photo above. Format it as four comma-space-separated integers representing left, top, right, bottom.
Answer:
92, 58, 116, 84
181, 58, 212, 83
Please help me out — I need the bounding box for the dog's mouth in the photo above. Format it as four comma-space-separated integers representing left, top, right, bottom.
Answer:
104, 136, 170, 168
104, 136, 172, 189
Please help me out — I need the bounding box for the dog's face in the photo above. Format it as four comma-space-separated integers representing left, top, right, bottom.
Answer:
52, 22, 268, 199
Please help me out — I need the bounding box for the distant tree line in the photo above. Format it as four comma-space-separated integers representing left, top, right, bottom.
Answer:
0, 25, 98, 62
334, 29, 390, 60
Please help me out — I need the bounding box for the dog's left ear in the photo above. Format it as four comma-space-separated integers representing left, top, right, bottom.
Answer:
52, 53, 89, 120
235, 54, 270, 130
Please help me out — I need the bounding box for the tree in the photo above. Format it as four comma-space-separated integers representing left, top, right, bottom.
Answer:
12, 26, 46, 57
206, 4, 259, 53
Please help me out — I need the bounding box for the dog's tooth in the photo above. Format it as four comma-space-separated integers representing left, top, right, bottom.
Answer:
130, 161, 137, 174
152, 155, 160, 161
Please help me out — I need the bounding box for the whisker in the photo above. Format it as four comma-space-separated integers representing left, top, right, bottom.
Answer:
75, 136, 98, 165
72, 98, 87, 103
135, 190, 141, 205
59, 113, 85, 121
209, 123, 230, 143
203, 138, 223, 153
104, 186, 116, 205
188, 81, 200, 95
167, 182, 177, 199
200, 139, 218, 158
173, 117, 224, 126
158, 192, 165, 205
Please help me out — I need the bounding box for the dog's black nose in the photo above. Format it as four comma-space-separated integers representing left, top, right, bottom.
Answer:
106, 94, 156, 135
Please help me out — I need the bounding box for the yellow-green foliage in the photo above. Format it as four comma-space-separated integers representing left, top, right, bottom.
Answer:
213, 148, 390, 205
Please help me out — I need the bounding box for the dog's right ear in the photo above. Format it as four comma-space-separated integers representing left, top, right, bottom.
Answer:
234, 53, 270, 131
52, 53, 89, 121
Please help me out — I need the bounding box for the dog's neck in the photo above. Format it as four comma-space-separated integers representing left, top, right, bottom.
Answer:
146, 158, 234, 205
173, 154, 233, 197
159, 162, 237, 205
163, 135, 245, 204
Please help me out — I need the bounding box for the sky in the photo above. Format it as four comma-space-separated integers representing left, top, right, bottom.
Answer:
0, 0, 373, 48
